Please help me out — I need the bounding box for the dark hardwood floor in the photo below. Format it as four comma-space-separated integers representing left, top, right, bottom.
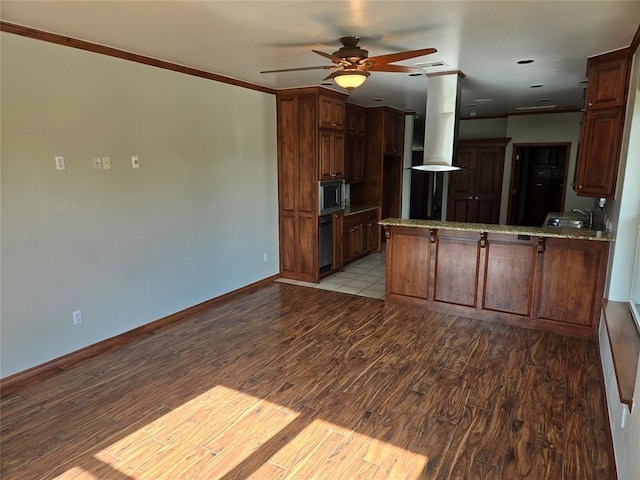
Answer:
0, 283, 613, 479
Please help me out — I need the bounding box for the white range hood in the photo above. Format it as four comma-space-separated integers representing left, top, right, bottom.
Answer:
413, 71, 464, 172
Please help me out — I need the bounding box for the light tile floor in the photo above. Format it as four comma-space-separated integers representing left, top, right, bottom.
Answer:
276, 249, 386, 299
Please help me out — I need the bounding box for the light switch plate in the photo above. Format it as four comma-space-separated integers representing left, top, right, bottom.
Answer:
93, 156, 102, 170
131, 156, 140, 169
102, 156, 111, 170
55, 156, 65, 171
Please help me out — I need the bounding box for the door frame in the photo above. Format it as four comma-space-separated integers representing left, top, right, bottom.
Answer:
506, 142, 571, 225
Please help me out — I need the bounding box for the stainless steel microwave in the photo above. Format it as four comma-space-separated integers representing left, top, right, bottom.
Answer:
319, 179, 345, 215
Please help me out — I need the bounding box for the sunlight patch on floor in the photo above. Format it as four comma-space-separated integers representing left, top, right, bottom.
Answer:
52, 384, 426, 479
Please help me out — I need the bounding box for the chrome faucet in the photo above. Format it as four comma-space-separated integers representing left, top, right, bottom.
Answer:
571, 208, 593, 229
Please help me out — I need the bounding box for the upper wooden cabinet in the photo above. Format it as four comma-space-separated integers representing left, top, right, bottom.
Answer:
345, 104, 366, 136
586, 52, 632, 110
575, 49, 632, 198
345, 104, 366, 183
350, 106, 405, 216
383, 109, 405, 155
319, 95, 345, 130
575, 108, 625, 198
319, 130, 345, 180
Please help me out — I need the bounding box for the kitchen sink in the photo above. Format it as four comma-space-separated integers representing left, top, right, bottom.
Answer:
546, 218, 588, 228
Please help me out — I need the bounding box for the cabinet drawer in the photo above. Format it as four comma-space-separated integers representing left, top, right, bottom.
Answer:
343, 213, 363, 230
533, 168, 552, 178
363, 210, 377, 224
530, 179, 550, 191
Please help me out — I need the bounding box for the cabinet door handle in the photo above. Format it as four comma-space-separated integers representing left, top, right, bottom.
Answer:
474, 195, 479, 200
466, 195, 473, 200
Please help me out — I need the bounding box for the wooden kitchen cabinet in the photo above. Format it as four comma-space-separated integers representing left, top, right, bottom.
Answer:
383, 109, 404, 155
585, 52, 632, 110
383, 223, 610, 338
345, 104, 366, 184
319, 130, 345, 180
345, 136, 365, 183
433, 230, 481, 307
362, 210, 378, 253
575, 49, 631, 198
575, 107, 625, 197
277, 87, 347, 282
350, 106, 405, 225
482, 233, 538, 316
342, 208, 379, 265
346, 104, 366, 136
537, 237, 608, 329
319, 95, 345, 130
386, 226, 432, 299
343, 213, 363, 264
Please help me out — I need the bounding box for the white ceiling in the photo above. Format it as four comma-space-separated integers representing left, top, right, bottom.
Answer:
2, 1, 639, 117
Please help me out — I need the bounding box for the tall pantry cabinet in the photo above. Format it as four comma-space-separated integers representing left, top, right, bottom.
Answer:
277, 87, 347, 282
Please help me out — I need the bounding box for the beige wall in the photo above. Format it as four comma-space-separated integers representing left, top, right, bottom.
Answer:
0, 33, 279, 377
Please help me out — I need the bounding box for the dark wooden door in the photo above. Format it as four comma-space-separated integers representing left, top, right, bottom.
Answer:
447, 144, 505, 223
508, 144, 569, 227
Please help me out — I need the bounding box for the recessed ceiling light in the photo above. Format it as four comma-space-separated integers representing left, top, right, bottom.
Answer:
530, 84, 544, 88
517, 59, 535, 64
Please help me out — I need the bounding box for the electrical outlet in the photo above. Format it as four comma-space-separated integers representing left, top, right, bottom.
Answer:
92, 156, 102, 170
102, 156, 111, 170
55, 156, 65, 171
73, 310, 83, 325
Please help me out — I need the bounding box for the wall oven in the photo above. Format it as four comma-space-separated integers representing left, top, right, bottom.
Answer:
319, 179, 345, 215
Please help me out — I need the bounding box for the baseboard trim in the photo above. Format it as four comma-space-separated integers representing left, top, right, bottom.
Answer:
0, 275, 279, 396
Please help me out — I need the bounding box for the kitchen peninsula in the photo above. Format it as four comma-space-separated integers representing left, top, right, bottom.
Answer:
380, 218, 612, 338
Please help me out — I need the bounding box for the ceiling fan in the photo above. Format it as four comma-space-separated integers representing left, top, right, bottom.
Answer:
260, 36, 437, 90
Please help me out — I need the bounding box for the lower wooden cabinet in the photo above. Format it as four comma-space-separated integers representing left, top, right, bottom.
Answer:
342, 209, 379, 266
384, 225, 609, 338
537, 238, 608, 328
433, 230, 480, 307
482, 234, 538, 316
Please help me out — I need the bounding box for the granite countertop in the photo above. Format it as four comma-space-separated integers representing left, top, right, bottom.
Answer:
344, 205, 379, 216
378, 218, 613, 242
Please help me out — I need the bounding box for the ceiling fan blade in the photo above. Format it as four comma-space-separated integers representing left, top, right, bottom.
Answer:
369, 64, 418, 73
260, 65, 336, 74
367, 48, 437, 66
312, 49, 343, 64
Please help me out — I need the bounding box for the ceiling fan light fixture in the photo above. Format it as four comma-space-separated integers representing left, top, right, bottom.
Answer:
333, 70, 369, 90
